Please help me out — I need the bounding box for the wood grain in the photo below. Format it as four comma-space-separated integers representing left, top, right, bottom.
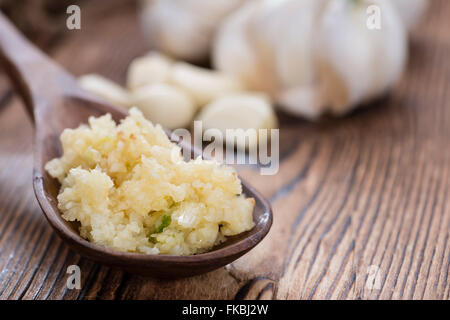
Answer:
0, 0, 449, 300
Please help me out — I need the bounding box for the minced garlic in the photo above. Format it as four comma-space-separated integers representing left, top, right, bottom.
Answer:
45, 108, 255, 255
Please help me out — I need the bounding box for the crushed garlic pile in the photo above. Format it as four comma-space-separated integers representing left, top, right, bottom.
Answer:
45, 108, 255, 255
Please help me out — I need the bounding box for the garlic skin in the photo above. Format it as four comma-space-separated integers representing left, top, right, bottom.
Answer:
213, 0, 408, 119
391, 0, 428, 31
78, 74, 131, 108
140, 0, 245, 62
197, 93, 277, 149
130, 83, 196, 129
126, 52, 173, 91
170, 62, 244, 108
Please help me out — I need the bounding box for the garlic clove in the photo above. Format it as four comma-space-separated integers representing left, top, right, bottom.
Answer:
170, 62, 244, 108
245, 0, 285, 95
277, 86, 325, 120
130, 83, 196, 129
78, 74, 131, 108
126, 52, 173, 91
139, 0, 245, 62
272, 0, 327, 89
139, 0, 209, 62
197, 93, 277, 150
213, 1, 276, 96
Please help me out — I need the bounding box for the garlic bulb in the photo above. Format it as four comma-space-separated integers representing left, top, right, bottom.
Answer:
213, 0, 408, 119
316, 0, 407, 114
140, 0, 245, 62
130, 83, 196, 129
197, 93, 277, 149
78, 74, 131, 108
391, 0, 428, 31
169, 62, 244, 108
126, 52, 173, 91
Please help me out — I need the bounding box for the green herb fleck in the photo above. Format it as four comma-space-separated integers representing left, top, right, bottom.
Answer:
155, 215, 172, 233
147, 215, 172, 243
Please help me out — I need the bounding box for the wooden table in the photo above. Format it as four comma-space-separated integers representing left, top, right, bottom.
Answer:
0, 0, 449, 300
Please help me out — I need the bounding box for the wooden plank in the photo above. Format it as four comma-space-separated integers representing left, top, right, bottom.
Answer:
0, 0, 449, 300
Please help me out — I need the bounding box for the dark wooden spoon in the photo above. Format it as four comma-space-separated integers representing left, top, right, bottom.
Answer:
0, 13, 272, 278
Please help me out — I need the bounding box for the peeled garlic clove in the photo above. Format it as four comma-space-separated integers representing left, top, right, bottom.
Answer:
197, 93, 277, 149
126, 52, 173, 91
78, 74, 131, 108
130, 83, 195, 129
170, 62, 244, 108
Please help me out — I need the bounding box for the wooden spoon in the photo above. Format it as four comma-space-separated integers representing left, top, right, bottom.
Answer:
0, 13, 272, 278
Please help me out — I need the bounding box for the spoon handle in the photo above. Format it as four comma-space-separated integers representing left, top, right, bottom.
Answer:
0, 11, 72, 120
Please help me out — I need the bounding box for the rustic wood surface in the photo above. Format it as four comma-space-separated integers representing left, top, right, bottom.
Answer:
0, 0, 449, 300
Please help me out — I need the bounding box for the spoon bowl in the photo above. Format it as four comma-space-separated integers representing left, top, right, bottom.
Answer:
0, 12, 272, 277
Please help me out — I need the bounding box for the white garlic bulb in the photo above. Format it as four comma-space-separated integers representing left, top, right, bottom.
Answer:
139, 0, 245, 62
126, 52, 173, 91
78, 74, 131, 108
316, 0, 407, 114
130, 83, 196, 129
213, 0, 408, 119
169, 62, 244, 108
